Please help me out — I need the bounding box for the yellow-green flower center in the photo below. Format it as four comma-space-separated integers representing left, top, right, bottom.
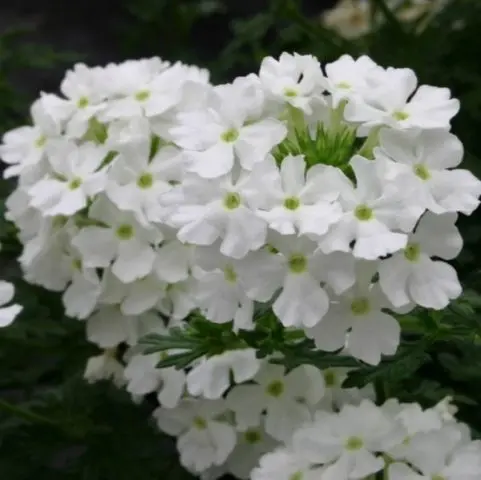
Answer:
289, 472, 303, 480
393, 110, 409, 121
35, 135, 47, 148
77, 96, 89, 108
116, 223, 134, 240
266, 380, 285, 397
413, 164, 431, 181
221, 128, 239, 143
337, 81, 351, 90
72, 258, 82, 271
354, 204, 373, 221
324, 369, 337, 387
68, 177, 82, 190
223, 192, 241, 210
288, 254, 307, 274
431, 476, 446, 480
404, 243, 421, 262
193, 416, 207, 430
284, 87, 298, 98
345, 436, 364, 451
244, 428, 262, 444
350, 297, 370, 316
135, 90, 151, 102
284, 196, 300, 210
137, 172, 154, 189
223, 265, 237, 283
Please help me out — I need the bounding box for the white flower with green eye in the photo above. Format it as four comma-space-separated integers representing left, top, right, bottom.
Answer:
378, 212, 462, 310
375, 128, 481, 215
28, 141, 108, 217
154, 398, 237, 474
169, 78, 286, 179
106, 135, 184, 225
320, 155, 414, 260
306, 264, 402, 365
165, 171, 267, 259
226, 363, 325, 442
72, 197, 161, 283
247, 154, 343, 238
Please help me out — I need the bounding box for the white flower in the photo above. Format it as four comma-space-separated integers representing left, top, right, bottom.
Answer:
248, 155, 343, 237
388, 425, 470, 480
106, 138, 184, 225
378, 212, 463, 309
62, 251, 101, 319
251, 447, 323, 480
375, 128, 481, 215
306, 268, 401, 365
42, 63, 108, 138
324, 54, 382, 108
319, 155, 413, 260
0, 97, 60, 179
186, 349, 261, 399
100, 60, 184, 120
72, 197, 161, 283
123, 352, 185, 408
239, 235, 355, 328
154, 398, 237, 473
259, 52, 325, 114
344, 67, 459, 134
84, 350, 125, 387
318, 368, 376, 411
192, 257, 255, 331
224, 426, 278, 479
28, 141, 108, 216
293, 400, 400, 480
170, 80, 286, 178
0, 281, 22, 327
226, 363, 325, 441
166, 171, 267, 259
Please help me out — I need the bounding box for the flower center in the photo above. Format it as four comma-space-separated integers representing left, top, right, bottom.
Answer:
266, 380, 285, 398
337, 81, 351, 90
354, 204, 373, 221
283, 87, 298, 98
345, 436, 364, 451
221, 128, 239, 143
68, 177, 83, 190
135, 90, 151, 102
431, 476, 446, 480
35, 135, 47, 148
284, 196, 300, 210
323, 369, 337, 387
289, 473, 303, 480
193, 416, 207, 430
244, 428, 262, 444
350, 297, 370, 316
223, 192, 241, 210
72, 258, 82, 271
115, 223, 134, 240
288, 254, 307, 274
413, 164, 431, 181
137, 172, 154, 189
404, 243, 421, 262
393, 110, 409, 121
223, 265, 237, 283
77, 96, 89, 108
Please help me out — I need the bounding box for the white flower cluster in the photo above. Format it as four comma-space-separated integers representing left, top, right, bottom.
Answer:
252, 396, 481, 480
1, 52, 481, 478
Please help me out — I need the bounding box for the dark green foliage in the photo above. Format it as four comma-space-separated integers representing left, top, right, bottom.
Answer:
2, 0, 481, 478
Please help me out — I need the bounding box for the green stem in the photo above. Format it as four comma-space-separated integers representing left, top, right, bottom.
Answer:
0, 398, 60, 428
358, 127, 381, 159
